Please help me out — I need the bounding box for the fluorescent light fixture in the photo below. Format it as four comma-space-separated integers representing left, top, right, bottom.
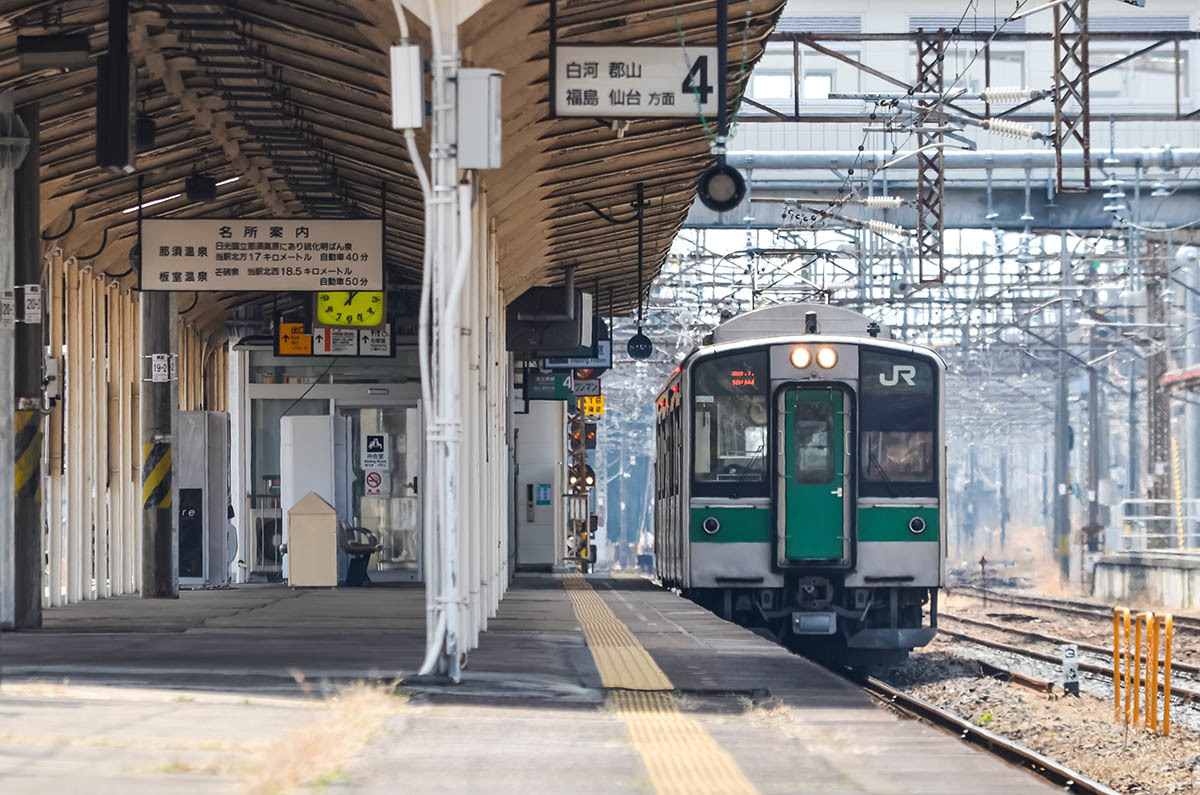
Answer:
216, 176, 240, 186
122, 193, 181, 214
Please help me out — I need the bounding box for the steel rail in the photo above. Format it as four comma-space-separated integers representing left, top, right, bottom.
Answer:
942, 612, 1200, 677
938, 626, 1200, 704
860, 676, 1119, 794
950, 585, 1200, 632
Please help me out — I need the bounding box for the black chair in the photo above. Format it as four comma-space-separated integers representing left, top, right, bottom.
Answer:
338, 523, 383, 587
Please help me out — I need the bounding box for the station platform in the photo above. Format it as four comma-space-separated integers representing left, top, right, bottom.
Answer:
0, 575, 1055, 793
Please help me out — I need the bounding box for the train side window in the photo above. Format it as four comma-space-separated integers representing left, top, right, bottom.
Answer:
792, 400, 833, 484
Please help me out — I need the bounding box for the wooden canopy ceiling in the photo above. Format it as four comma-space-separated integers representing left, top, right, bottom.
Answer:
3, 0, 783, 339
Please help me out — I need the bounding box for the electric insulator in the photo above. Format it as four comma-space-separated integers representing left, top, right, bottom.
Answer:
866, 219, 905, 238
979, 86, 1036, 104
981, 118, 1042, 140
861, 196, 904, 209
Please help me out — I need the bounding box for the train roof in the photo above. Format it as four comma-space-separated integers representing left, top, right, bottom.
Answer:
707, 304, 891, 345
660, 329, 944, 397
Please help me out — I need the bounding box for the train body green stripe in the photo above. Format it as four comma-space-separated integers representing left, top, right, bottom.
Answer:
689, 507, 771, 543
857, 507, 940, 542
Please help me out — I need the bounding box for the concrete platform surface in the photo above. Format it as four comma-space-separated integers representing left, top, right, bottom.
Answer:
0, 574, 1058, 793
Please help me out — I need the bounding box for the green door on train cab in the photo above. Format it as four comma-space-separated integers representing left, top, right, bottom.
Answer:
780, 388, 848, 561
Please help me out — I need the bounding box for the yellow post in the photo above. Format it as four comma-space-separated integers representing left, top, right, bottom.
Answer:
1124, 609, 1133, 724
1148, 613, 1159, 731
1134, 613, 1149, 725
1164, 614, 1174, 737
1113, 608, 1124, 721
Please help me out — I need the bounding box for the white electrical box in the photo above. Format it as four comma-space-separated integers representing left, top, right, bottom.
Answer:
390, 44, 424, 130
457, 68, 503, 169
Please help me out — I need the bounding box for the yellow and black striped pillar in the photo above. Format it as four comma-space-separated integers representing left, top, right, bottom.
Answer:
14, 409, 39, 513
141, 441, 172, 511
13, 407, 42, 627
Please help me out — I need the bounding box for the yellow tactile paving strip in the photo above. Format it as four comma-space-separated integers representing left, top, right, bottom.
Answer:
560, 573, 672, 690
559, 574, 758, 795
610, 690, 758, 795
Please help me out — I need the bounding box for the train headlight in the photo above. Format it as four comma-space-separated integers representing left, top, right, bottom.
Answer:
816, 346, 839, 369
908, 516, 927, 534
790, 346, 812, 369
702, 517, 721, 535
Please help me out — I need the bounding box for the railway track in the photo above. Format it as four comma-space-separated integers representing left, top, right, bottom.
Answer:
860, 675, 1119, 794
950, 585, 1200, 632
937, 617, 1200, 705
942, 611, 1200, 678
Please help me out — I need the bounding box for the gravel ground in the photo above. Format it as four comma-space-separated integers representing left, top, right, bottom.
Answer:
880, 640, 1200, 794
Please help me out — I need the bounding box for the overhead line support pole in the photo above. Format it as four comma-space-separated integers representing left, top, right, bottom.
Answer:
1054, 234, 1071, 579
1052, 0, 1092, 192
914, 30, 946, 286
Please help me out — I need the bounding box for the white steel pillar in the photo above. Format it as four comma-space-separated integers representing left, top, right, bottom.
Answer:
417, 1, 469, 680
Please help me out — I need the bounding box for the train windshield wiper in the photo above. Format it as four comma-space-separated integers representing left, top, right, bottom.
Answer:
868, 448, 898, 498
730, 441, 766, 499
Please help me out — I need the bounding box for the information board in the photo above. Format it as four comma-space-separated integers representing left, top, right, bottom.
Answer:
142, 219, 383, 292
553, 45, 719, 119
545, 339, 612, 372
363, 434, 390, 470
275, 319, 394, 358
578, 395, 605, 416
524, 371, 572, 401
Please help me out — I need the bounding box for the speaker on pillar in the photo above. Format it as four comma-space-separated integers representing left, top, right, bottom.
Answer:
95, 54, 135, 174
96, 0, 134, 174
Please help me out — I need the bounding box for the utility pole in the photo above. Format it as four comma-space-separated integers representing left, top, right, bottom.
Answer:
999, 452, 1009, 550
1181, 242, 1200, 545
13, 101, 40, 626
1146, 254, 1171, 509
1085, 327, 1102, 553
1053, 238, 1072, 579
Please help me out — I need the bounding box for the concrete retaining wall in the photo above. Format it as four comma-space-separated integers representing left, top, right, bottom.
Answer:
1092, 551, 1200, 609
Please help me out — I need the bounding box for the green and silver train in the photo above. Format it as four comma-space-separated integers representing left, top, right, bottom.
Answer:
653, 304, 945, 666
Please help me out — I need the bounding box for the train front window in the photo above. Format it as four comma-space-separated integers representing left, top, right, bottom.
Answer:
859, 351, 937, 497
692, 351, 769, 492
793, 401, 833, 485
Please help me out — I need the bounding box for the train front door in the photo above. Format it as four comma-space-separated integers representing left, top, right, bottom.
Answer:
778, 387, 850, 562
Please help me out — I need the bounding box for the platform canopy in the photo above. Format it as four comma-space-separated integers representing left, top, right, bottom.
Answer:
8, 0, 784, 339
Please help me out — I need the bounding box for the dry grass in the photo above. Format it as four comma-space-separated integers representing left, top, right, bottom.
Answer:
241, 680, 406, 795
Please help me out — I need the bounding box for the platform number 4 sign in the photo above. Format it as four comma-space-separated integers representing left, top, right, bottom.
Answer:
682, 56, 712, 103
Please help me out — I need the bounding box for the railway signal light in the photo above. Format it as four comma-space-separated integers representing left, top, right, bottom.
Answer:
568, 425, 585, 453
584, 422, 597, 450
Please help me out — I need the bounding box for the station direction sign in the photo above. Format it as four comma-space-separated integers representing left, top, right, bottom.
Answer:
141, 219, 383, 292
552, 45, 719, 119
545, 339, 612, 372
276, 319, 394, 358
524, 371, 573, 401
